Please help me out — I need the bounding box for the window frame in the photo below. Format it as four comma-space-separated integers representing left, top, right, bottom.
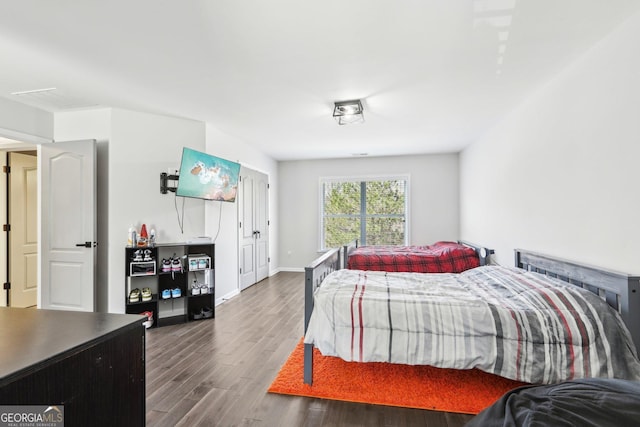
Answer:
318, 174, 410, 251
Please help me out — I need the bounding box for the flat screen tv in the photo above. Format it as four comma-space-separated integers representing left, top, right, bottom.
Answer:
175, 147, 241, 202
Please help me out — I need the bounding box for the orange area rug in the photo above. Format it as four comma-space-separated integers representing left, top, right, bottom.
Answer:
268, 339, 527, 414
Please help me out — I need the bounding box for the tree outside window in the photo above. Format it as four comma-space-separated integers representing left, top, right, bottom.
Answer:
321, 177, 408, 249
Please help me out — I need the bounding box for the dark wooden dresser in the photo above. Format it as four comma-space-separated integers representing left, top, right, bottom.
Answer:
0, 308, 145, 427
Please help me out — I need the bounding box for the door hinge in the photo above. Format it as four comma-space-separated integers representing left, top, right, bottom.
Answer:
3, 282, 10, 290
3, 224, 9, 232
2, 165, 9, 174
268, 257, 271, 263
239, 222, 242, 228
239, 268, 242, 274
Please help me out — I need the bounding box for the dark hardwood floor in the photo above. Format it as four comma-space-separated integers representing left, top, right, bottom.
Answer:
145, 272, 475, 426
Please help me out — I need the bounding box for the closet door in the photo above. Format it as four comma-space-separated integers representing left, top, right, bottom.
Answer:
238, 167, 269, 290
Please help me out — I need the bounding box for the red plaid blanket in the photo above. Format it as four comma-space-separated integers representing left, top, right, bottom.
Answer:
346, 241, 480, 273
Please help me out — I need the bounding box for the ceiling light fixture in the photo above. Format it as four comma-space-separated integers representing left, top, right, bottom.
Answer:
333, 99, 364, 125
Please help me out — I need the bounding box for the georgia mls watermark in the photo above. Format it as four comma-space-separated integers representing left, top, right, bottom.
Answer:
0, 405, 64, 427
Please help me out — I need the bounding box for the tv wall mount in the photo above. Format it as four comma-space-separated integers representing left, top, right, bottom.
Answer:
160, 172, 179, 194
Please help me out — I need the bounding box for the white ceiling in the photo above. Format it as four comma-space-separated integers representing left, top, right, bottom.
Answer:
0, 1, 637, 160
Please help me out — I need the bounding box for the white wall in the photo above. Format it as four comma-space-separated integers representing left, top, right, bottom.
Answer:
54, 110, 279, 313
279, 154, 460, 269
55, 108, 112, 311
0, 97, 53, 143
204, 124, 278, 303
56, 108, 207, 313
460, 11, 640, 273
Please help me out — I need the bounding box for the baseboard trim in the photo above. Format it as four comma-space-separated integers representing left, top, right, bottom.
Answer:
276, 267, 304, 273
216, 289, 240, 306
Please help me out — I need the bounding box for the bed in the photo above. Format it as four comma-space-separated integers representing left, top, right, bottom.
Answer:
303, 248, 640, 386
342, 239, 492, 273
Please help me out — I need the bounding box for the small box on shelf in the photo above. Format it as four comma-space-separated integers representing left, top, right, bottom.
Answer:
188, 255, 211, 271
130, 261, 156, 276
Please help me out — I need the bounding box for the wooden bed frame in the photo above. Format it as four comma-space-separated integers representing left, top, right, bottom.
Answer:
342, 239, 494, 268
303, 247, 640, 385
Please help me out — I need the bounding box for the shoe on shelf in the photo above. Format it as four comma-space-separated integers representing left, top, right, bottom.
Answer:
129, 288, 140, 303
143, 249, 153, 262
202, 307, 213, 318
191, 284, 201, 296
161, 289, 171, 299
171, 287, 182, 298
140, 310, 154, 328
171, 257, 182, 272
192, 309, 203, 320
132, 250, 143, 262
161, 259, 171, 272
199, 284, 209, 294
141, 287, 152, 301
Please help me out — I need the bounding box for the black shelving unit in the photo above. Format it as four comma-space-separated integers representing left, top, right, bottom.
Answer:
125, 242, 215, 327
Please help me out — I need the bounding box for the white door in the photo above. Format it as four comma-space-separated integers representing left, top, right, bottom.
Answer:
254, 172, 269, 282
9, 152, 38, 307
40, 140, 96, 311
238, 167, 269, 290
239, 171, 256, 290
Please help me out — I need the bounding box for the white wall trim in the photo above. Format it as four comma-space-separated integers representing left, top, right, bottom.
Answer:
216, 289, 241, 306
0, 128, 52, 145
277, 267, 304, 273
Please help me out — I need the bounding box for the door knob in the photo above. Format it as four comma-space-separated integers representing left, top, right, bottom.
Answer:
75, 241, 97, 248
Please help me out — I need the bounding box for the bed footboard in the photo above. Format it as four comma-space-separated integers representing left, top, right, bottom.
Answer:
342, 239, 358, 269
515, 249, 640, 354
304, 247, 342, 385
458, 240, 494, 266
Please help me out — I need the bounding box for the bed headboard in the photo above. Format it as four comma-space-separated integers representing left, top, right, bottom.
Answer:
515, 249, 640, 354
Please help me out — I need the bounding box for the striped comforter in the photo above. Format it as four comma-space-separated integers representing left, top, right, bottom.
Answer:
303, 266, 640, 384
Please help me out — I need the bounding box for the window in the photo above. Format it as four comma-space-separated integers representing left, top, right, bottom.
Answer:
320, 176, 409, 250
